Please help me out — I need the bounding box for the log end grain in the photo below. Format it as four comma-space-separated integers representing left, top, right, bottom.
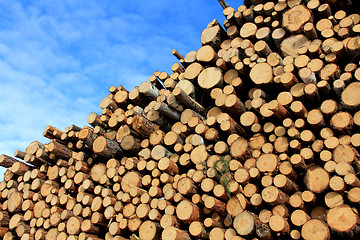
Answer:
304, 165, 330, 193
326, 205, 358, 233
249, 63, 273, 85
342, 82, 360, 110
197, 67, 224, 90
282, 5, 313, 33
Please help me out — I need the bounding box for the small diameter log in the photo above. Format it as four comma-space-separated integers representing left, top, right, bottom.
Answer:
230, 137, 250, 160
173, 87, 205, 115
132, 115, 159, 138
78, 128, 97, 148
304, 165, 330, 193
87, 112, 106, 128
262, 186, 289, 206
120, 135, 141, 154
204, 196, 226, 214
154, 101, 180, 121
48, 142, 72, 159
158, 157, 179, 175
189, 221, 208, 239
176, 200, 201, 224
93, 136, 122, 158
177, 177, 197, 196
139, 221, 161, 240
0, 154, 19, 168
139, 81, 160, 100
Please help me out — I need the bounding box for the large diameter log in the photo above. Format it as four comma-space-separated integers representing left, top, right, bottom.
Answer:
11, 161, 32, 175
121, 171, 142, 193
90, 163, 107, 183
281, 35, 310, 57
93, 136, 123, 158
26, 141, 44, 155
256, 154, 279, 174
198, 67, 224, 90
7, 191, 22, 213
282, 5, 313, 33
201, 25, 224, 50
190, 145, 208, 165
233, 211, 254, 236
196, 45, 218, 64
250, 63, 273, 85
341, 82, 360, 110
9, 214, 24, 230
326, 205, 359, 236
301, 219, 330, 240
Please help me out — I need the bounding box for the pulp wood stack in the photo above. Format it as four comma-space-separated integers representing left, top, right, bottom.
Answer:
1, 0, 360, 239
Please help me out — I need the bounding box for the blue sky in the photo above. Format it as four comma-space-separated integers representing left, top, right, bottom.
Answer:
0, 0, 242, 179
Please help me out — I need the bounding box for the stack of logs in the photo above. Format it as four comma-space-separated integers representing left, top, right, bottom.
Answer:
1, 0, 360, 239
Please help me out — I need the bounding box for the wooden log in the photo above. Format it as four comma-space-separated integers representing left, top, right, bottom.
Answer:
139, 81, 160, 100
132, 115, 159, 138
176, 200, 201, 224
93, 136, 122, 158
327, 205, 359, 237
173, 87, 205, 115
154, 101, 180, 121
197, 67, 224, 90
250, 63, 273, 85
189, 221, 208, 239
162, 226, 191, 240
139, 221, 161, 240
48, 142, 72, 159
262, 186, 289, 206
0, 154, 19, 168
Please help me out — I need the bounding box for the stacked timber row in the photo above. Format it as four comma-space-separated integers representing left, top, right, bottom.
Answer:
1, 0, 360, 239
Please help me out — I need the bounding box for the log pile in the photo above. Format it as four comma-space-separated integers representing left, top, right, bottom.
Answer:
1, 0, 360, 239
